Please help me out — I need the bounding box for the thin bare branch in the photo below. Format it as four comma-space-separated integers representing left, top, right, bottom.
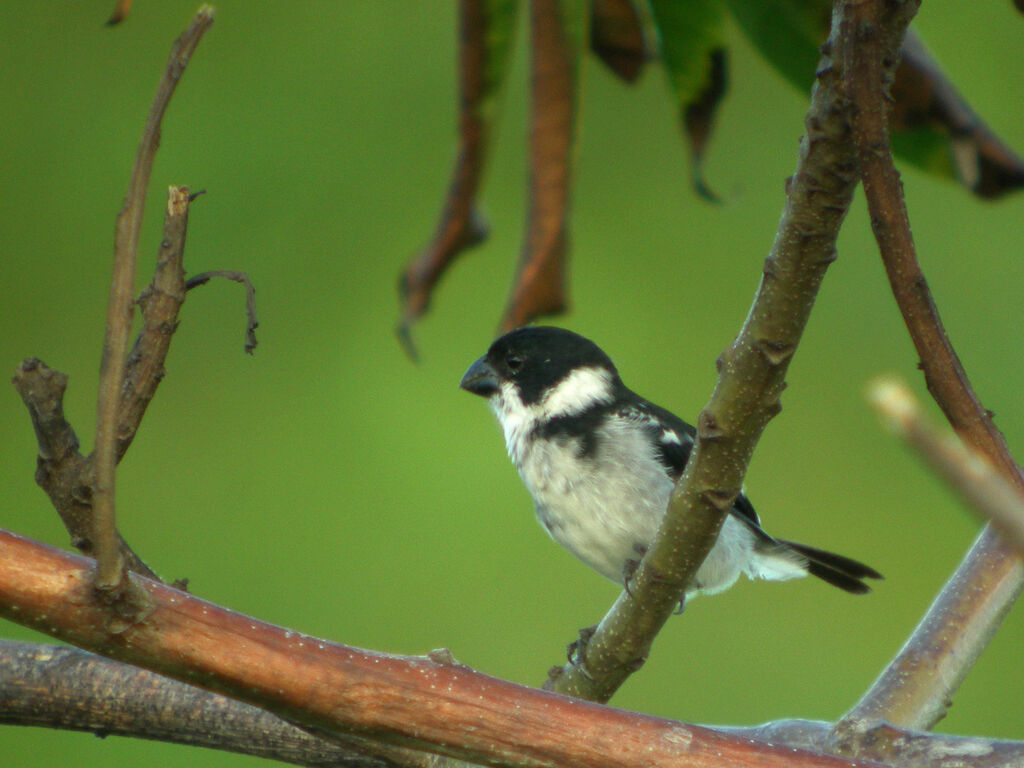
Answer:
843, 527, 1022, 736
843, 1, 1020, 482
0, 528, 888, 768
835, 0, 1023, 733
184, 269, 259, 354
92, 6, 214, 614
870, 379, 1024, 554
117, 186, 192, 462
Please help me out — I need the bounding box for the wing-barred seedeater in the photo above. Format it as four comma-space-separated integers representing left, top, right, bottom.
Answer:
460, 326, 881, 603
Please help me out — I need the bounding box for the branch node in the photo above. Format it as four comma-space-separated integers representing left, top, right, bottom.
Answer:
756, 338, 796, 367
702, 487, 738, 513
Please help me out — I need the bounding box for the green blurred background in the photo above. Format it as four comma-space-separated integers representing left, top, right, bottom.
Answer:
2, 3, 1022, 765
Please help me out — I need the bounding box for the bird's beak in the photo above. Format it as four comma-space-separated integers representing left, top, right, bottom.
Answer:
459, 356, 499, 397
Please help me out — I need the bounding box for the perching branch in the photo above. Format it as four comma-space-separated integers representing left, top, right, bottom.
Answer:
9, 557, 1024, 765
0, 528, 891, 768
834, 0, 1023, 735
545, 0, 913, 703
92, 5, 214, 616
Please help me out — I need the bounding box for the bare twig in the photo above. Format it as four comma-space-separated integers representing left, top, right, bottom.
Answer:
91, 7, 213, 613
842, 0, 1020, 482
0, 528, 887, 768
870, 379, 1024, 554
117, 186, 192, 462
840, 528, 1021, 736
184, 270, 259, 354
835, 0, 1023, 734
12, 181, 206, 585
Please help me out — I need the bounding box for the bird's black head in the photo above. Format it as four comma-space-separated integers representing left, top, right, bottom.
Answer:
460, 326, 618, 406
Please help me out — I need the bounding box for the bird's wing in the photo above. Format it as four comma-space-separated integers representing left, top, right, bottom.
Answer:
620, 395, 763, 529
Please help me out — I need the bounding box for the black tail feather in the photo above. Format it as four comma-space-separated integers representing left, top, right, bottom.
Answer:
779, 539, 883, 595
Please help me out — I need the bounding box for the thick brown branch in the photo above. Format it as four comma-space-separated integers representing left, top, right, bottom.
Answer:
92, 6, 213, 612
0, 529, 885, 768
836, 0, 1023, 733
10, 640, 1024, 768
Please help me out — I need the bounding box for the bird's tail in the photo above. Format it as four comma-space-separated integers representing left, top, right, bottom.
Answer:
777, 539, 883, 594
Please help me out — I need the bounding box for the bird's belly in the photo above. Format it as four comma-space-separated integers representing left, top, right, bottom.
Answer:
516, 435, 755, 595
517, 437, 671, 584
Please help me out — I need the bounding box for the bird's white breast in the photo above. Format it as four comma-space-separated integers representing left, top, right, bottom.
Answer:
490, 369, 762, 597
516, 416, 671, 584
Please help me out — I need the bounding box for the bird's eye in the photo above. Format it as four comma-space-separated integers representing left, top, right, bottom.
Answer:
506, 355, 523, 373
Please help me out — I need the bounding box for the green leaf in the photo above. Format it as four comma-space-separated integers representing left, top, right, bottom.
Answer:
725, 0, 1024, 197
648, 0, 728, 104
478, 0, 521, 124
890, 126, 955, 178
724, 0, 826, 93
559, 0, 590, 79
647, 0, 729, 200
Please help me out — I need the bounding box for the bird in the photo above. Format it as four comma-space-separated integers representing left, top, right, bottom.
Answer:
459, 326, 881, 603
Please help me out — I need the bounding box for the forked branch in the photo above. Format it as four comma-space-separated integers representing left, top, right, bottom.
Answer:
92, 6, 214, 615
834, 0, 1023, 735
545, 0, 913, 704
